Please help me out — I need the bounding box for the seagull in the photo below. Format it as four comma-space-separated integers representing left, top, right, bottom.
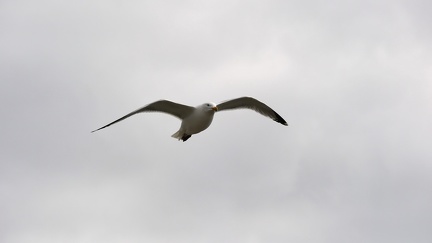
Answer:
91, 96, 287, 141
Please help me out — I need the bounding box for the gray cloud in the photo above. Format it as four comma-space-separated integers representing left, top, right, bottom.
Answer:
1, 0, 431, 242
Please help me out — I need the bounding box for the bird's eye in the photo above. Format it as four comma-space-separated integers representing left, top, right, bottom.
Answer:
207, 104, 210, 106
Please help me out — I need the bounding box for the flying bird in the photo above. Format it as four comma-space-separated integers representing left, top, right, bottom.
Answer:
91, 96, 287, 141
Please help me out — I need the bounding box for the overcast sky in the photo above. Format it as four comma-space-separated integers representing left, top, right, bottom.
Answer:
1, 0, 431, 242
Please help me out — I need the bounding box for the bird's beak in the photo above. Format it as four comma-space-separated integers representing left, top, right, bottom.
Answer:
212, 106, 218, 111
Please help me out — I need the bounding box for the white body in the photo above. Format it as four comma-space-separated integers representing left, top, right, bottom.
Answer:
171, 103, 216, 140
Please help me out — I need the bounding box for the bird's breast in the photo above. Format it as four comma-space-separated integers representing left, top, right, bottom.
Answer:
182, 112, 214, 134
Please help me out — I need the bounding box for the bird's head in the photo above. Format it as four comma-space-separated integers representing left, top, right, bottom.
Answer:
199, 102, 218, 112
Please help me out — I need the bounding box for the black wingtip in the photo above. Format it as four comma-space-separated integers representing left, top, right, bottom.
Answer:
273, 112, 288, 126
91, 124, 111, 133
275, 118, 288, 126
90, 128, 101, 133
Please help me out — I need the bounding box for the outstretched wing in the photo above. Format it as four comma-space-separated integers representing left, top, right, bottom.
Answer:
217, 97, 288, 126
91, 100, 195, 133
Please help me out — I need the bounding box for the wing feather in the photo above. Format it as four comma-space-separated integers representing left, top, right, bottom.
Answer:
217, 97, 288, 126
91, 100, 194, 133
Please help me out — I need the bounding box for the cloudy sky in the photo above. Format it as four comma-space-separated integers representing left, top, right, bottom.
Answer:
1, 0, 431, 242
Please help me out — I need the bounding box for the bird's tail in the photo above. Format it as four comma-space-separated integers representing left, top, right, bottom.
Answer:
171, 130, 182, 140
171, 130, 191, 142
